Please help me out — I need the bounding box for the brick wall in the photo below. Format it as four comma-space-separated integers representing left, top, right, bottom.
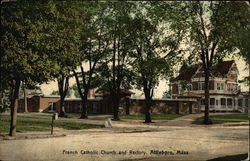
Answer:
128, 99, 200, 115
39, 97, 60, 112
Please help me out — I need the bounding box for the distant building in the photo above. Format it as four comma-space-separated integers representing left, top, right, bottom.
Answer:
18, 89, 135, 114
18, 89, 203, 115
18, 94, 60, 112
171, 60, 249, 112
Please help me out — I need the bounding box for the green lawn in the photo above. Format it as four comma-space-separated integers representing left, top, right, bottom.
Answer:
0, 115, 104, 134
33, 112, 81, 118
192, 114, 249, 125
90, 114, 184, 121
34, 113, 184, 121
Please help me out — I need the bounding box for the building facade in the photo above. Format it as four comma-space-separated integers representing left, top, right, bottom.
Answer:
18, 95, 60, 112
171, 60, 249, 112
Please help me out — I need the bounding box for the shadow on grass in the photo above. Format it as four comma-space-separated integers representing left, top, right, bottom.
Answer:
207, 153, 248, 161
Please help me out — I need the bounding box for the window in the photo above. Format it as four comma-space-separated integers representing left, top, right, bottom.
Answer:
245, 99, 248, 107
187, 84, 192, 91
234, 84, 238, 91
198, 82, 205, 90
227, 83, 231, 91
217, 83, 224, 90
227, 98, 232, 107
210, 98, 215, 105
48, 102, 56, 111
201, 99, 205, 105
227, 83, 229, 91
221, 98, 226, 106
178, 84, 182, 93
238, 99, 243, 107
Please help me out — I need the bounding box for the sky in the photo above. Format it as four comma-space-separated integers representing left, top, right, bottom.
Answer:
40, 56, 249, 99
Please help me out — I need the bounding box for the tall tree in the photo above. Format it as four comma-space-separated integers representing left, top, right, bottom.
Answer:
1, 1, 60, 136
97, 2, 136, 120
130, 2, 180, 123
41, 1, 83, 117
73, 3, 108, 119
232, 2, 250, 92
161, 1, 250, 124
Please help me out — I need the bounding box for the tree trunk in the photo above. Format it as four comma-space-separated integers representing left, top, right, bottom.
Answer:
73, 70, 88, 119
23, 87, 28, 113
80, 94, 88, 119
203, 70, 212, 124
9, 79, 21, 137
59, 97, 65, 117
58, 76, 69, 117
144, 87, 152, 123
112, 93, 120, 121
144, 98, 152, 123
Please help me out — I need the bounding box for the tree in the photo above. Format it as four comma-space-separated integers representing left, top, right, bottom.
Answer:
40, 1, 83, 117
70, 84, 80, 98
1, 1, 60, 136
162, 1, 250, 124
73, 3, 108, 119
50, 89, 71, 97
232, 2, 250, 92
130, 2, 179, 123
162, 89, 171, 99
97, 2, 136, 121
19, 82, 42, 113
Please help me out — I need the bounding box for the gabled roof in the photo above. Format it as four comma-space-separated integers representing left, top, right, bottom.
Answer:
212, 60, 235, 77
172, 64, 200, 81
173, 60, 236, 82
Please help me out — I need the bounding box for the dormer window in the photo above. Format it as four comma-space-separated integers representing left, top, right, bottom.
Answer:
217, 83, 224, 90
227, 83, 232, 91
201, 72, 205, 77
198, 82, 205, 90
187, 84, 192, 91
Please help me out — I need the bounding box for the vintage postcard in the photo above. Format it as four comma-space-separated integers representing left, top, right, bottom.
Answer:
0, 1, 249, 161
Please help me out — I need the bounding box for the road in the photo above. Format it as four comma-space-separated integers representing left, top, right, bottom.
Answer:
0, 124, 248, 161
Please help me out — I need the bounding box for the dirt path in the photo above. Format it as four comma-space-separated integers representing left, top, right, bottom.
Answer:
1, 112, 248, 161
110, 112, 245, 128
0, 125, 248, 161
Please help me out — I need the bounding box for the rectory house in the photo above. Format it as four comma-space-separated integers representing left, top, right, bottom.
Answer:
171, 60, 249, 112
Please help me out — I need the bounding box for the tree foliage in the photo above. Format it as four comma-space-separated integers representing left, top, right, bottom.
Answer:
158, 1, 250, 124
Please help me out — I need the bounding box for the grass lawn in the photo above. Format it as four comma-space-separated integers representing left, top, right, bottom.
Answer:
33, 112, 103, 118
207, 153, 248, 161
90, 114, 184, 121
192, 114, 249, 125
33, 112, 81, 118
0, 115, 104, 134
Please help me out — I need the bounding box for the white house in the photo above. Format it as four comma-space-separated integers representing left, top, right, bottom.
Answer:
171, 60, 249, 112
